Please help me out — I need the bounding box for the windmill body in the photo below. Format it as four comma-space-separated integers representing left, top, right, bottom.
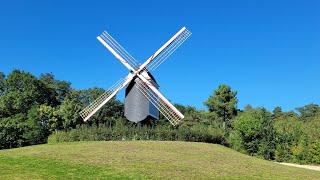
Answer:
125, 72, 159, 123
80, 27, 191, 126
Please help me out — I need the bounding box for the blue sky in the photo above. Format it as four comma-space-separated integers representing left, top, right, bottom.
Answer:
0, 0, 319, 111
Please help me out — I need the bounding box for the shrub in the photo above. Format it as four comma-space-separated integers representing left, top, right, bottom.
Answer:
47, 122, 228, 146
309, 141, 320, 164
233, 108, 276, 160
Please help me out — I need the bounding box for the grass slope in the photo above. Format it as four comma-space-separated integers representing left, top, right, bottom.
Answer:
0, 141, 319, 179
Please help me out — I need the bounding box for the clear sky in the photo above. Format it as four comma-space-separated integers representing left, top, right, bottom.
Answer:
0, 0, 319, 111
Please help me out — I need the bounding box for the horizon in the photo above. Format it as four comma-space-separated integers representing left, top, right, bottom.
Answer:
1, 0, 319, 111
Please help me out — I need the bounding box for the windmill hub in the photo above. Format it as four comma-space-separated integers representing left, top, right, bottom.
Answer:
80, 27, 191, 126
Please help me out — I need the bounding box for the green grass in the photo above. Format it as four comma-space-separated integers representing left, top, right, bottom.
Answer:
0, 141, 319, 179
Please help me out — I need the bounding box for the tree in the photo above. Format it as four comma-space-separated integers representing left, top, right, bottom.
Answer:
25, 106, 45, 144
259, 108, 277, 160
309, 140, 320, 164
0, 72, 5, 96
272, 106, 283, 119
58, 90, 83, 129
296, 103, 320, 121
23, 105, 55, 145
274, 116, 302, 162
39, 73, 71, 106
302, 113, 320, 142
205, 84, 238, 128
0, 70, 49, 117
0, 113, 28, 149
0, 72, 5, 118
175, 104, 203, 127
233, 107, 276, 160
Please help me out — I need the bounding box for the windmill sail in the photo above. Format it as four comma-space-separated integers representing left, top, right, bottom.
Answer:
80, 74, 133, 121
146, 28, 191, 72
97, 32, 138, 71
134, 27, 191, 73
135, 76, 184, 126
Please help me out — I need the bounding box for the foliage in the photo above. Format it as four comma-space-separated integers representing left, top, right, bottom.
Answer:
302, 114, 320, 142
204, 84, 238, 129
309, 140, 320, 164
175, 104, 204, 126
0, 72, 5, 96
232, 107, 276, 160
0, 113, 27, 149
39, 73, 71, 106
48, 121, 228, 146
0, 70, 79, 149
23, 104, 63, 145
296, 103, 320, 121
58, 91, 83, 129
0, 70, 50, 117
274, 116, 302, 162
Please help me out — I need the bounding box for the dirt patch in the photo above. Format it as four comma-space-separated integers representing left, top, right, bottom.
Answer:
278, 162, 320, 172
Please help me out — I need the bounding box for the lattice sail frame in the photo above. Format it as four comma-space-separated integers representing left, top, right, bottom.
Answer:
79, 74, 133, 121
135, 78, 182, 125
146, 28, 191, 72
80, 27, 191, 126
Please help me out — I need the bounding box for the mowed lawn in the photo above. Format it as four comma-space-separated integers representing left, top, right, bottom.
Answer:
0, 141, 319, 179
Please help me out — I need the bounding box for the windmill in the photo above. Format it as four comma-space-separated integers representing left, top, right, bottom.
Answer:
80, 27, 191, 126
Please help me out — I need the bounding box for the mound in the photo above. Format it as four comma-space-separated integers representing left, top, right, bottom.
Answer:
0, 141, 319, 179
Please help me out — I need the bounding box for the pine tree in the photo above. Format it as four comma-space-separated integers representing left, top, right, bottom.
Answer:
205, 84, 238, 128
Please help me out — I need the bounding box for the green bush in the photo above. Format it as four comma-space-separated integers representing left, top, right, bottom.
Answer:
233, 108, 276, 160
274, 118, 302, 162
309, 141, 320, 164
228, 131, 245, 153
48, 122, 228, 146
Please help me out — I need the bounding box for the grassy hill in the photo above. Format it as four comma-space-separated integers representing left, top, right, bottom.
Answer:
0, 141, 319, 179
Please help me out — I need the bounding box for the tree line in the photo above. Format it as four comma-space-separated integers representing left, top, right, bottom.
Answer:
0, 70, 123, 148
0, 70, 319, 164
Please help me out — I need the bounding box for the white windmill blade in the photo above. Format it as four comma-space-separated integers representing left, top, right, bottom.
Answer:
80, 73, 134, 121
147, 28, 191, 72
135, 77, 184, 126
97, 31, 137, 72
136, 74, 184, 126
136, 27, 191, 73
